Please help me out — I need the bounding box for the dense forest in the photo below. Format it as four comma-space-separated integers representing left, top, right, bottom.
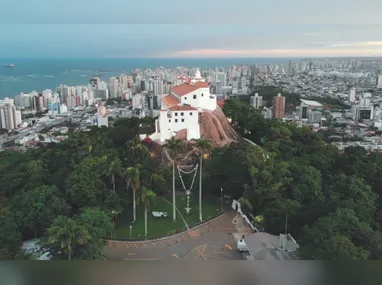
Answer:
1, 100, 381, 260
218, 99, 382, 260
0, 117, 171, 260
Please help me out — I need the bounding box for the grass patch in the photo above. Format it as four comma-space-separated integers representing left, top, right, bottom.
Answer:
112, 194, 221, 239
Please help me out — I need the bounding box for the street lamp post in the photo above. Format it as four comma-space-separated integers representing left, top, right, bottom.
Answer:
130, 225, 132, 239
220, 188, 223, 212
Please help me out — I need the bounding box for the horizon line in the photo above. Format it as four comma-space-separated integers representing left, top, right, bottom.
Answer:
1, 56, 382, 60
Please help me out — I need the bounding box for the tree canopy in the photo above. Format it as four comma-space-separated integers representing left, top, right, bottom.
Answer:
212, 98, 382, 260
0, 117, 160, 260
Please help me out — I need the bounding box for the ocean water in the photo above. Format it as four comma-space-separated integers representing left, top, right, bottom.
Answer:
0, 58, 291, 99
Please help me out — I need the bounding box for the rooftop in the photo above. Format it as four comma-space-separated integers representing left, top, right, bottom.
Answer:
171, 83, 199, 96
300, 99, 323, 107
244, 233, 298, 260
162, 94, 180, 108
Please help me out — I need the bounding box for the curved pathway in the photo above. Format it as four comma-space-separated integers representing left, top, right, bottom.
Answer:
106, 212, 226, 250
104, 211, 254, 260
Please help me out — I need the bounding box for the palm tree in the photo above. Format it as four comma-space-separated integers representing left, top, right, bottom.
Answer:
105, 158, 122, 192
138, 187, 157, 236
127, 165, 141, 222
46, 216, 90, 260
165, 137, 184, 222
194, 137, 213, 222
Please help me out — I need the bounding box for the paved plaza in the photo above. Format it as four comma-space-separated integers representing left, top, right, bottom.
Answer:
104, 211, 251, 260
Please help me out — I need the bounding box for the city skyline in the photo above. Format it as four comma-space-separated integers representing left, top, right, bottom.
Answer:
1, 0, 382, 58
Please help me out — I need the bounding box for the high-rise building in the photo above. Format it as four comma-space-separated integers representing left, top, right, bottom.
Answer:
377, 75, 382, 88
349, 87, 356, 103
109, 77, 119, 98
272, 93, 285, 119
119, 74, 129, 90
0, 103, 21, 130
215, 72, 227, 86
287, 60, 292, 74
250, 93, 263, 109
66, 96, 80, 110
34, 95, 45, 110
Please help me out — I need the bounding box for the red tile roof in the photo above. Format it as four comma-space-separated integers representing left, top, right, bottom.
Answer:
170, 105, 198, 111
171, 83, 199, 96
193, 81, 209, 88
162, 94, 180, 108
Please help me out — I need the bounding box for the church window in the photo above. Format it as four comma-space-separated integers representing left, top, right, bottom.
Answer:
184, 97, 187, 100
193, 95, 197, 99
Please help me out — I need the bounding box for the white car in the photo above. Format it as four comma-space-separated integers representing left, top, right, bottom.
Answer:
237, 239, 249, 252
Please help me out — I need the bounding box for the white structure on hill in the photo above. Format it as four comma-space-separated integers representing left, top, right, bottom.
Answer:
151, 69, 217, 142
94, 105, 108, 127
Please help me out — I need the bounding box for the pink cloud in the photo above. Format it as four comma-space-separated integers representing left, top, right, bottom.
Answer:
167, 48, 382, 57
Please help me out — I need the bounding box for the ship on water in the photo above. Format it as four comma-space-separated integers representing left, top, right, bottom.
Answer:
4, 64, 14, 68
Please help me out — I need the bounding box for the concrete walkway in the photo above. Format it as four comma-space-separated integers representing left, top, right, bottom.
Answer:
104, 211, 243, 260
232, 214, 254, 237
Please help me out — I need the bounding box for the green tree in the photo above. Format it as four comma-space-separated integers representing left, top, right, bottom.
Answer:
299, 235, 369, 260
127, 165, 141, 222
194, 137, 213, 222
77, 208, 113, 239
287, 163, 323, 204
0, 209, 22, 259
328, 175, 377, 225
166, 137, 184, 222
138, 187, 157, 237
65, 157, 107, 212
14, 185, 70, 238
104, 158, 122, 192
151, 173, 169, 195
45, 216, 90, 260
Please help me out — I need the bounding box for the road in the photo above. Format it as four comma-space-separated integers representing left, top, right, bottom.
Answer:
104, 211, 247, 260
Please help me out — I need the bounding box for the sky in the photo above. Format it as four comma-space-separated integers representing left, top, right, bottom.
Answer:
1, 0, 382, 58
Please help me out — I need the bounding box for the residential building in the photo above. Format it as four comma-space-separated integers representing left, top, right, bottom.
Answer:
272, 93, 285, 119
349, 87, 356, 103
299, 99, 323, 123
377, 74, 382, 88
66, 96, 80, 110
109, 77, 119, 98
94, 106, 108, 127
0, 103, 22, 130
250, 93, 263, 109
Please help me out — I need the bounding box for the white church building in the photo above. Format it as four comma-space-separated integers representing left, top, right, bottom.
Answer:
151, 69, 217, 142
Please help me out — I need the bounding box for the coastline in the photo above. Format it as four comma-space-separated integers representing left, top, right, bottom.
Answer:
0, 57, 293, 99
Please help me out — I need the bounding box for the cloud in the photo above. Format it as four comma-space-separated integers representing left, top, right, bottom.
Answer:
1, 23, 382, 58
168, 48, 382, 58
328, 41, 382, 47
1, 0, 382, 24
